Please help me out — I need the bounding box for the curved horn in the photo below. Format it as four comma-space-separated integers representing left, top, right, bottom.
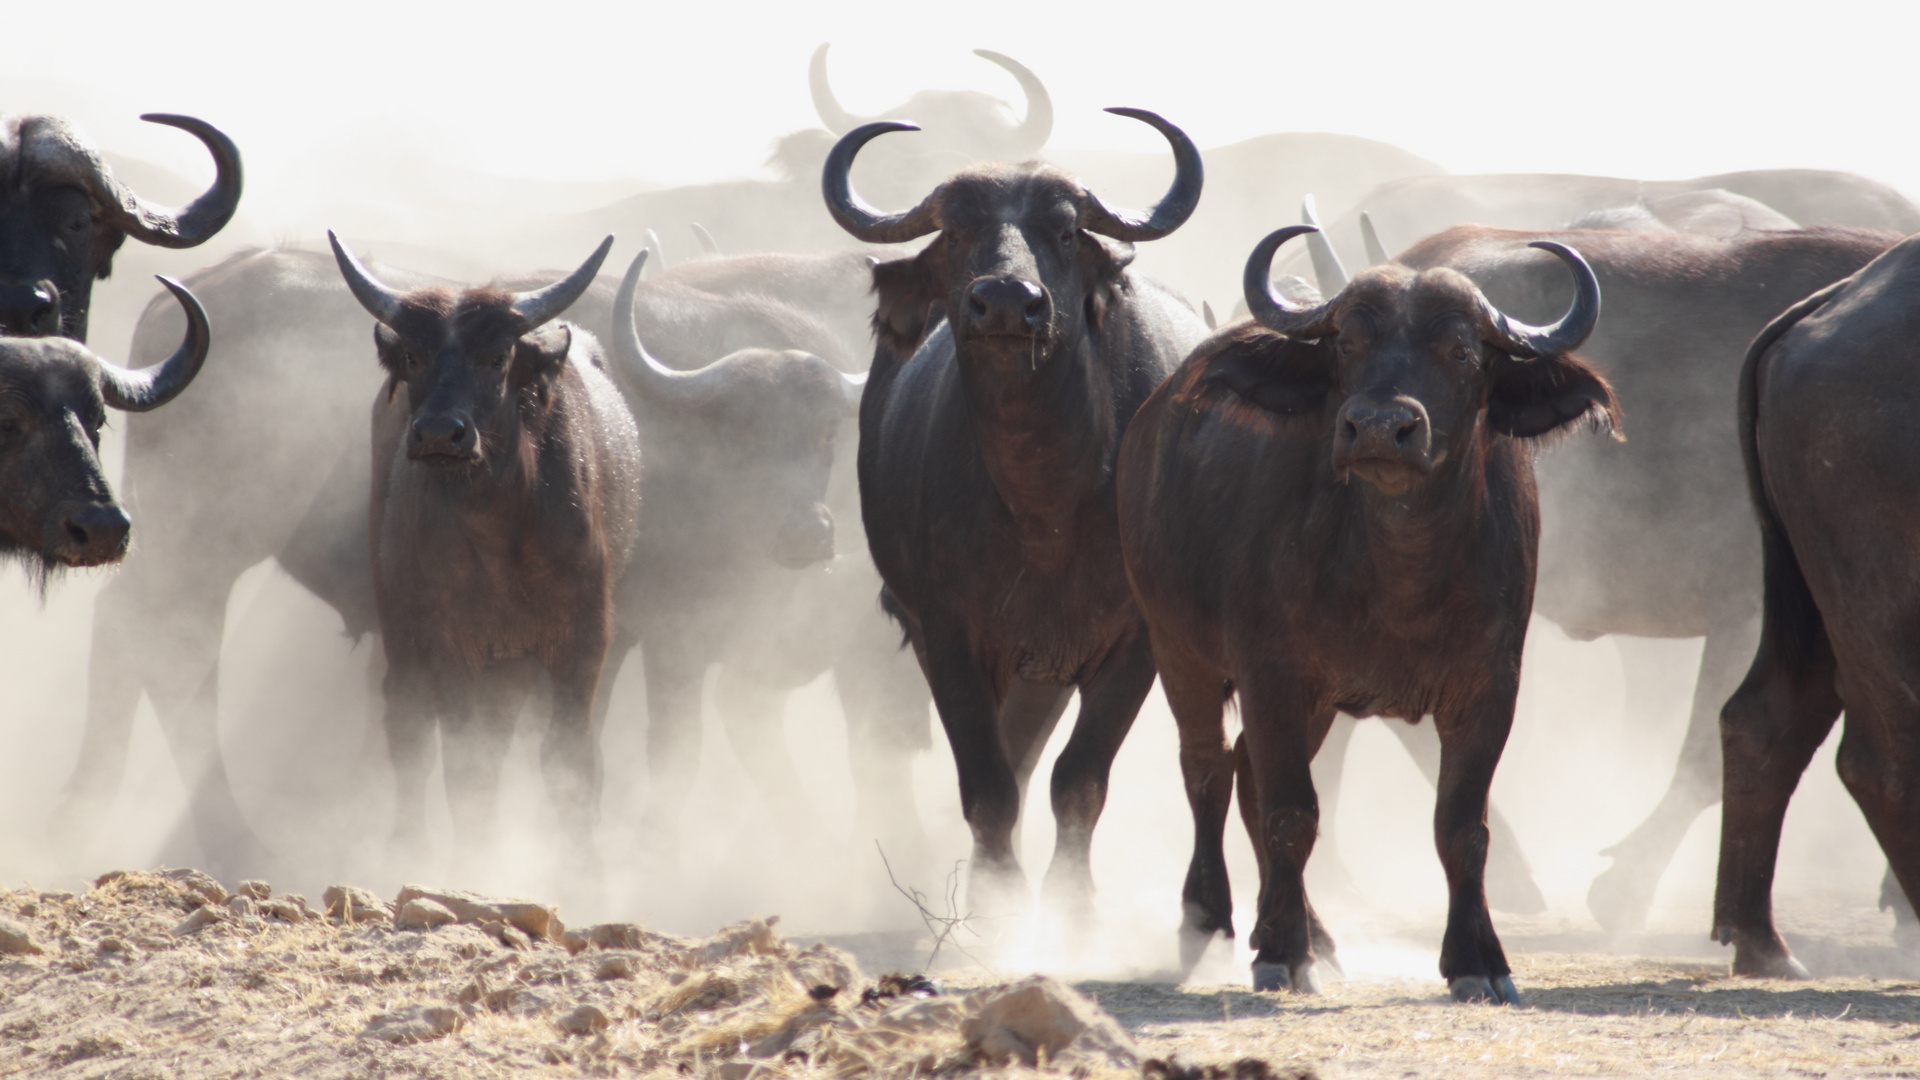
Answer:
1478, 241, 1602, 358
1301, 195, 1348, 294
1244, 226, 1339, 339
808, 43, 866, 136
509, 236, 614, 330
1202, 301, 1217, 331
608, 249, 731, 409
972, 49, 1053, 156
99, 276, 209, 411
690, 222, 722, 257
94, 114, 244, 249
822, 122, 942, 244
1360, 212, 1390, 267
1080, 108, 1203, 243
643, 229, 665, 273
328, 230, 403, 326
839, 368, 867, 415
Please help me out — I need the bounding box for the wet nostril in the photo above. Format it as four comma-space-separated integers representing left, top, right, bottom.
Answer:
1394, 420, 1420, 445
65, 522, 89, 546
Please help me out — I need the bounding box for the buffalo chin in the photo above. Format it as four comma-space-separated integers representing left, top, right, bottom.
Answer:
1342, 458, 1428, 497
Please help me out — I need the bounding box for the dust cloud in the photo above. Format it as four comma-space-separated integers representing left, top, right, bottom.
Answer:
0, 0, 1908, 998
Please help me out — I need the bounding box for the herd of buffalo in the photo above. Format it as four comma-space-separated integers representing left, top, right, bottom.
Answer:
9, 48, 1920, 1003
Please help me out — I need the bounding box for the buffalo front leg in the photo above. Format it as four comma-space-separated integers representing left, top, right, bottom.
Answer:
380, 655, 438, 870
1383, 719, 1546, 915
545, 638, 613, 885
713, 668, 818, 832
1433, 682, 1523, 1005
1040, 625, 1155, 929
1238, 669, 1335, 994
917, 617, 1023, 919
1839, 703, 1920, 963
1155, 637, 1235, 974
1590, 616, 1760, 933
441, 666, 531, 884
636, 633, 711, 852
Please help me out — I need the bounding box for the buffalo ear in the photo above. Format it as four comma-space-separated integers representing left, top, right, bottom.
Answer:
871, 239, 946, 361
1486, 351, 1622, 440
1205, 328, 1334, 416
1079, 234, 1134, 333
512, 323, 572, 390
373, 324, 406, 378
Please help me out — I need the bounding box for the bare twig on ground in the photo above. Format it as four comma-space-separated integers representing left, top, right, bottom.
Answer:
875, 842, 991, 973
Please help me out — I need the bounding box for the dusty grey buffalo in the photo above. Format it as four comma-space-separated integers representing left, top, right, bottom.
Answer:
332, 233, 639, 879
0, 113, 240, 341
829, 107, 1209, 917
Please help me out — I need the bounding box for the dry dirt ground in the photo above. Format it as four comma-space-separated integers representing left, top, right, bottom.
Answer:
3, 870, 1919, 1079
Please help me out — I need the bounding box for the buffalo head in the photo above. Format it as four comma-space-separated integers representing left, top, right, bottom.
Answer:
0, 114, 241, 341
1239, 226, 1617, 496
609, 249, 862, 569
0, 276, 208, 571
329, 232, 612, 477
825, 108, 1201, 367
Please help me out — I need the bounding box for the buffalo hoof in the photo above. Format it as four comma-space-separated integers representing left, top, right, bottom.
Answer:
1733, 948, 1811, 980
1449, 975, 1521, 1004
1586, 859, 1655, 936
1251, 960, 1319, 994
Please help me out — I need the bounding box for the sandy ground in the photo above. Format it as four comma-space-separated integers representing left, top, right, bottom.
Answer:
5, 871, 1920, 1080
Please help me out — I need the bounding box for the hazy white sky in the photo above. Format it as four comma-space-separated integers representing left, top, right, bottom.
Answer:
9, 0, 1918, 205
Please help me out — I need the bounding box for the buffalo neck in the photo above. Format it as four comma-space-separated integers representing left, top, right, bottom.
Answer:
957, 330, 1115, 541
1332, 423, 1502, 630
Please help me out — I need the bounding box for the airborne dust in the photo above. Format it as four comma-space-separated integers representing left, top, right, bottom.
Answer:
0, 0, 1907, 996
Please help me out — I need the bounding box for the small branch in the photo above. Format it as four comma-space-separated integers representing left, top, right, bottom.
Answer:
875, 842, 989, 972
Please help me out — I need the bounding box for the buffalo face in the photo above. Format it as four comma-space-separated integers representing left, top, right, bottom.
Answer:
373, 295, 573, 474
1239, 228, 1619, 494
0, 114, 242, 343
0, 280, 208, 570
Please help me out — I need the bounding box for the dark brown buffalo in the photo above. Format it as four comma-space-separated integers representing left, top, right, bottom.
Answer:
827, 107, 1208, 917
332, 233, 639, 877
1714, 234, 1920, 977
1388, 224, 1900, 934
1119, 226, 1614, 1000
0, 114, 240, 340
0, 278, 208, 568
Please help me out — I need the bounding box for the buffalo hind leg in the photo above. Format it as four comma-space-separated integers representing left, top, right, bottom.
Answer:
1042, 625, 1156, 932
1237, 668, 1335, 994
635, 633, 710, 854
714, 669, 819, 832
1590, 616, 1760, 933
835, 641, 933, 861
1434, 684, 1521, 1005
1840, 706, 1920, 964
1157, 638, 1236, 973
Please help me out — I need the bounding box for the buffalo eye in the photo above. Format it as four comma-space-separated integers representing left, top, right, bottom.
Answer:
491, 348, 511, 370
1059, 227, 1075, 247
1451, 343, 1471, 364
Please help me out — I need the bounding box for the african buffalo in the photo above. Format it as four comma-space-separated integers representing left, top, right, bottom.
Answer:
0, 278, 209, 569
0, 113, 240, 341
827, 106, 1208, 917
1713, 234, 1920, 977
1120, 226, 1613, 999
332, 232, 637, 876
597, 248, 896, 844
1382, 224, 1899, 935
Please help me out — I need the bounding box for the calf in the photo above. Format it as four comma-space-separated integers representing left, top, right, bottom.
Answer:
1118, 226, 1615, 1000
331, 233, 639, 878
